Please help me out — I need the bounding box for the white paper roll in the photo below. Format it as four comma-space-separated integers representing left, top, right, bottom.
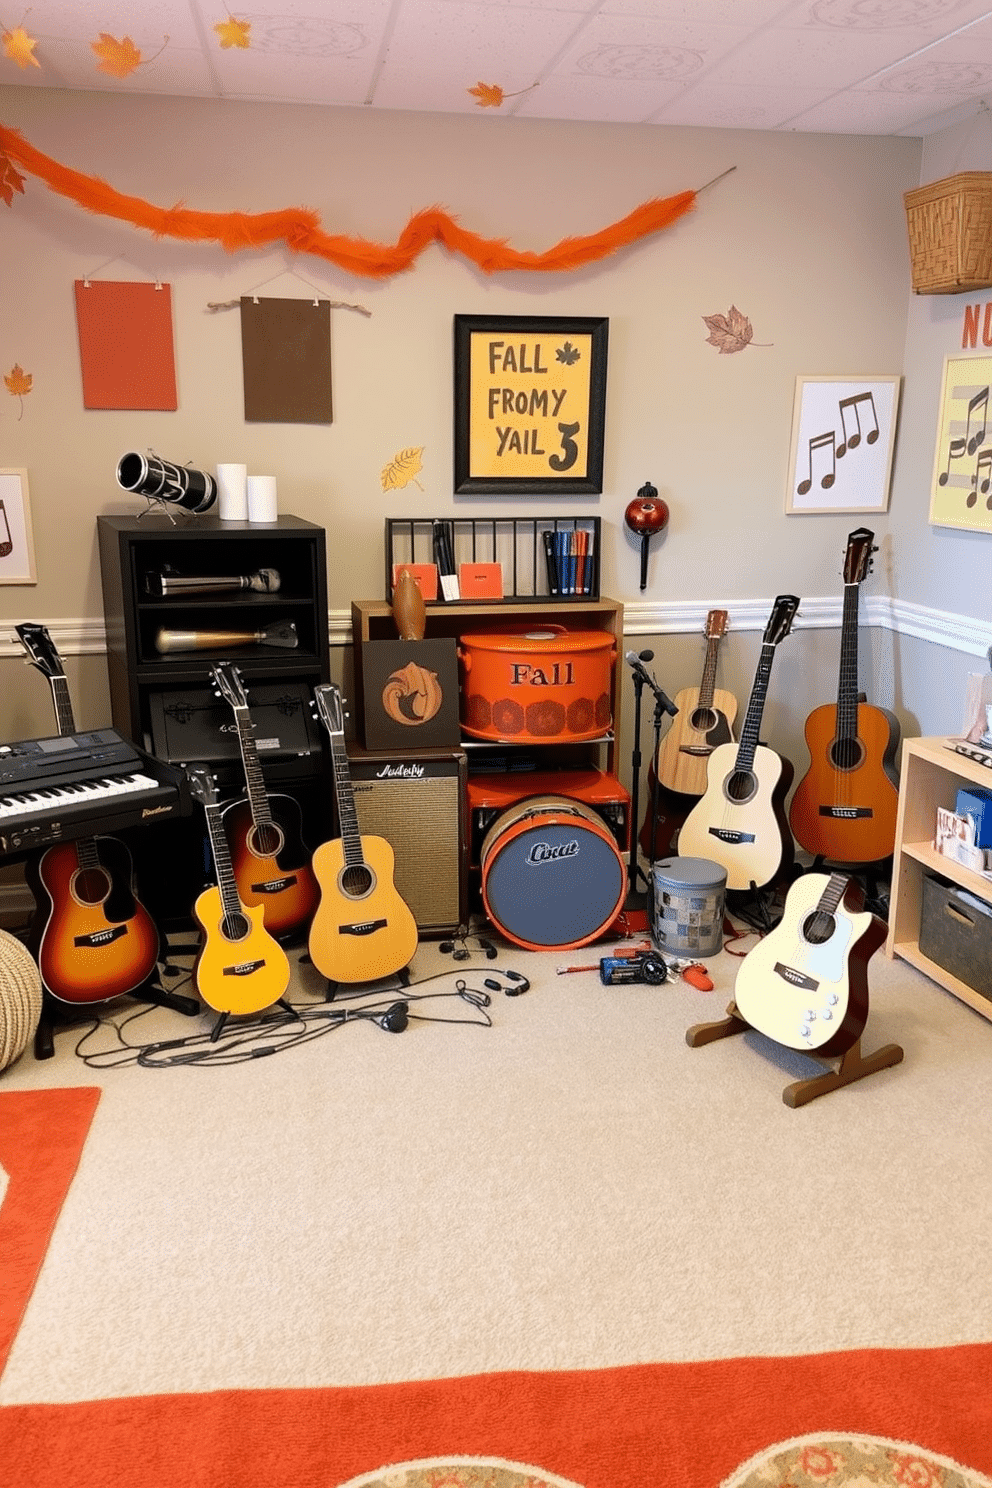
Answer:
215, 463, 248, 521
247, 474, 278, 524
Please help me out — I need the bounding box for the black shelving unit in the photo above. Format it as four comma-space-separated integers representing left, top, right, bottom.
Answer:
97, 512, 332, 928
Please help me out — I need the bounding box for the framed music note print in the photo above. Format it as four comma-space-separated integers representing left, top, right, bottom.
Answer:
785, 375, 901, 516
929, 353, 992, 533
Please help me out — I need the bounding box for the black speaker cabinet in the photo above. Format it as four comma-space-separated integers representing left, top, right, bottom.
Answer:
347, 746, 468, 937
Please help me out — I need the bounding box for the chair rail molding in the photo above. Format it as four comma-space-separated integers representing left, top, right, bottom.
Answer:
0, 601, 989, 658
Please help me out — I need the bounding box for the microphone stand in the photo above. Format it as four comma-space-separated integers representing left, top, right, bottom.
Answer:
625, 656, 679, 916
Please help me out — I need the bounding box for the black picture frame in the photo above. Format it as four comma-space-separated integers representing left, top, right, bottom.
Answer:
453, 314, 608, 495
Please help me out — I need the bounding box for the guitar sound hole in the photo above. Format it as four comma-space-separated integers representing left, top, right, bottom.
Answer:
726, 770, 756, 804
222, 912, 251, 941
690, 707, 717, 733
803, 910, 836, 946
249, 822, 284, 859
72, 867, 112, 906
341, 864, 375, 899
829, 737, 865, 771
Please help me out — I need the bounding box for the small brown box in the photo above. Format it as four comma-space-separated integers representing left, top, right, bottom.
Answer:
904, 173, 992, 294
918, 873, 992, 1000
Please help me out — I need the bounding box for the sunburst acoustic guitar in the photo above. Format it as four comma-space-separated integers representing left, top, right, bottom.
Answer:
788, 527, 900, 865
186, 763, 292, 1039
210, 662, 320, 940
640, 608, 737, 858
308, 684, 418, 987
678, 594, 800, 892
734, 870, 887, 1056
15, 622, 160, 1006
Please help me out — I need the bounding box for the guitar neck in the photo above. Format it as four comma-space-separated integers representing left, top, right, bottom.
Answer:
231, 708, 275, 827
835, 582, 861, 742
48, 674, 76, 737
697, 633, 722, 709
203, 803, 245, 921
328, 733, 366, 870
735, 643, 776, 772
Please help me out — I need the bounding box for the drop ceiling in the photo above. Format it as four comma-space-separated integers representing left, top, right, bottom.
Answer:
3, 0, 992, 137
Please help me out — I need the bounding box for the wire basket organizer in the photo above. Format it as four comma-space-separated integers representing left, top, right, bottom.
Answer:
385, 516, 601, 603
904, 172, 992, 294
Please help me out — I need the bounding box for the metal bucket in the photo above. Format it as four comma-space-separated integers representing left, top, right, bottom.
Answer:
652, 856, 726, 956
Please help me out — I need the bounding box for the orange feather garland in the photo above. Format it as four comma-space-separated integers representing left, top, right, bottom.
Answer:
0, 122, 700, 279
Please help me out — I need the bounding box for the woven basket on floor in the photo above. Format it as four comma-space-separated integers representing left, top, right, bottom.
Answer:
0, 930, 43, 1072
904, 172, 992, 294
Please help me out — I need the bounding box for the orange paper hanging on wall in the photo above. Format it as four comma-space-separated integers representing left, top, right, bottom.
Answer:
73, 279, 178, 410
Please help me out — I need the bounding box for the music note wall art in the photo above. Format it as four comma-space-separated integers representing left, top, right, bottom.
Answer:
929, 353, 992, 534
786, 376, 901, 516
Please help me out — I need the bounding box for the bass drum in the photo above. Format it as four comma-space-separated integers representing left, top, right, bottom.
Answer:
479, 795, 627, 952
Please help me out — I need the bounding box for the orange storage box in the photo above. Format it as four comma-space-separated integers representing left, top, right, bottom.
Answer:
457, 627, 615, 743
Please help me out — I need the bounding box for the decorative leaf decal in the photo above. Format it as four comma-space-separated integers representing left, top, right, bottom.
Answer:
0, 151, 26, 207
4, 363, 33, 418
381, 447, 425, 493
91, 32, 169, 78
556, 341, 581, 366
214, 17, 251, 50
2, 24, 40, 69
468, 80, 539, 109
470, 82, 504, 108
702, 305, 771, 354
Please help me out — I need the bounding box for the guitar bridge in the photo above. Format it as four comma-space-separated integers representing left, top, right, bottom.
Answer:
339, 919, 388, 937
818, 806, 872, 819
708, 827, 756, 844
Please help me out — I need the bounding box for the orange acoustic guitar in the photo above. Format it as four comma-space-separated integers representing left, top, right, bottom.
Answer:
186, 763, 292, 1040
307, 684, 419, 987
640, 608, 737, 858
210, 662, 320, 940
788, 528, 900, 865
15, 622, 160, 1005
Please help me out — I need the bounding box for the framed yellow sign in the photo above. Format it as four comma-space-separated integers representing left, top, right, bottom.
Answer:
454, 315, 608, 495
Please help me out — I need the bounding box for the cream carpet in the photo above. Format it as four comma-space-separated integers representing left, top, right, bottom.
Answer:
0, 924, 990, 1409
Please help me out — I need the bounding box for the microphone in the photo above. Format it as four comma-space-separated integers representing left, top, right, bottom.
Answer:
624, 650, 679, 716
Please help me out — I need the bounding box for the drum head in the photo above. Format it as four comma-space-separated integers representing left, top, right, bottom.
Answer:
481, 798, 626, 951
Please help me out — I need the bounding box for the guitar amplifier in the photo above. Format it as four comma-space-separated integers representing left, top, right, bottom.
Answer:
147, 682, 324, 786
348, 746, 468, 936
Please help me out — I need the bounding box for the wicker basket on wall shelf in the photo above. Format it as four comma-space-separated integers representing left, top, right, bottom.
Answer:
904, 172, 992, 294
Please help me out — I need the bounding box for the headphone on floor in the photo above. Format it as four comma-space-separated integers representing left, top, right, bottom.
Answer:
482, 970, 530, 996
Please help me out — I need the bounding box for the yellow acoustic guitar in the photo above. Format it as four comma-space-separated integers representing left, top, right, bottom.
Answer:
186, 764, 292, 1039
308, 684, 419, 987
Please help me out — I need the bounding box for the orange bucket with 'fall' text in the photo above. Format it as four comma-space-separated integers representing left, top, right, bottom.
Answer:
457, 627, 615, 743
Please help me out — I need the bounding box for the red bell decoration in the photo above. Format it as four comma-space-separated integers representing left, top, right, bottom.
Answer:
624, 482, 669, 590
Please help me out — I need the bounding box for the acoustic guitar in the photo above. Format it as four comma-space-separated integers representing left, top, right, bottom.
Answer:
678, 594, 799, 892
186, 763, 291, 1032
734, 870, 886, 1056
308, 684, 419, 985
15, 622, 160, 1005
210, 662, 319, 939
640, 608, 737, 858
788, 527, 900, 864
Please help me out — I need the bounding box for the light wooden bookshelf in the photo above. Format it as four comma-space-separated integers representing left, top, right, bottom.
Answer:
886, 735, 992, 1021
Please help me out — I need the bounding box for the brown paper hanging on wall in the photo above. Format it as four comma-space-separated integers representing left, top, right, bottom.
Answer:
240, 297, 333, 424
74, 280, 178, 410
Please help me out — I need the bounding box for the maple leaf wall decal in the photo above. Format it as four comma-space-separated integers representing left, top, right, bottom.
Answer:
470, 82, 504, 108
4, 364, 33, 419
702, 305, 771, 354
380, 447, 425, 492
2, 24, 40, 69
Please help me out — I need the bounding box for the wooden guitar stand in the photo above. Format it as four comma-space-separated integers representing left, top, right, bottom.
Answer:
685, 1001, 904, 1107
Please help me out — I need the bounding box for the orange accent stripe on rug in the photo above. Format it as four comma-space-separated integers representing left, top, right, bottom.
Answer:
0, 1088, 101, 1378
1, 1341, 990, 1488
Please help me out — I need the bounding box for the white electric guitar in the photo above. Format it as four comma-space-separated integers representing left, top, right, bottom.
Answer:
734, 871, 887, 1055
678, 594, 799, 891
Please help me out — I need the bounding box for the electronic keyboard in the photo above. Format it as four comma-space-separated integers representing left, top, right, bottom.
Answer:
0, 728, 191, 855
